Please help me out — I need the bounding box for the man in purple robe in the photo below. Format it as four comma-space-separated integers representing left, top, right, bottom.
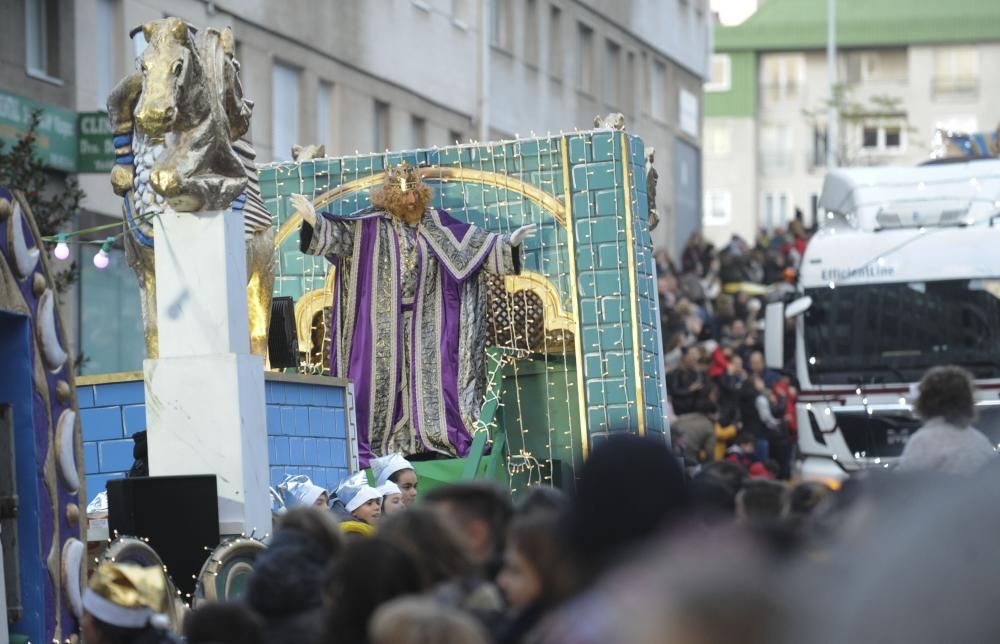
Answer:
291, 163, 535, 467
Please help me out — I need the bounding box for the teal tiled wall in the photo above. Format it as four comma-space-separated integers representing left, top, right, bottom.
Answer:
260, 130, 668, 465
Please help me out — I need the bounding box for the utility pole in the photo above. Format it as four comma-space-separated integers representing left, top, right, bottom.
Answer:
478, 0, 491, 141
826, 0, 838, 169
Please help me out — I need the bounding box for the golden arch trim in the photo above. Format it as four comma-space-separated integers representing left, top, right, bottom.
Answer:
274, 166, 568, 249
503, 272, 575, 335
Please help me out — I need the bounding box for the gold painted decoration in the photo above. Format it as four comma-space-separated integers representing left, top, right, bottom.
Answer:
485, 272, 576, 354
32, 271, 46, 295
66, 503, 80, 527
275, 166, 567, 248
56, 379, 72, 403
108, 16, 275, 359
621, 133, 646, 437
119, 18, 247, 211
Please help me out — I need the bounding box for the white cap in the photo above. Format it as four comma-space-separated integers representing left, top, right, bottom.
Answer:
275, 474, 326, 511
87, 490, 109, 515
336, 471, 383, 512
378, 481, 401, 497
370, 453, 414, 487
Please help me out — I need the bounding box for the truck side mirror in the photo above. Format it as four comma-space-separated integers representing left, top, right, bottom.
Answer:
785, 295, 813, 318
765, 302, 784, 370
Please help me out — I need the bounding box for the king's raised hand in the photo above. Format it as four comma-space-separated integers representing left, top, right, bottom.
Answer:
510, 223, 538, 247
291, 193, 317, 226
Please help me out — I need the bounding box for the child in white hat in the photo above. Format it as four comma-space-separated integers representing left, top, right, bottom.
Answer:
336, 471, 383, 525
370, 453, 419, 505
379, 481, 405, 516
270, 474, 328, 515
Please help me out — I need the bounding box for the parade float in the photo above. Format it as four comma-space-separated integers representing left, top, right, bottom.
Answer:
2, 16, 668, 640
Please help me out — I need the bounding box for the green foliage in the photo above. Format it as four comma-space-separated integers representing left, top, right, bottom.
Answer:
0, 109, 85, 292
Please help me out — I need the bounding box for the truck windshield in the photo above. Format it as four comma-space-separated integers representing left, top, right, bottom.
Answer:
804, 279, 1000, 384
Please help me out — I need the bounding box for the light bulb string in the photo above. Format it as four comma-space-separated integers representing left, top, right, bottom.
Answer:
40, 209, 157, 246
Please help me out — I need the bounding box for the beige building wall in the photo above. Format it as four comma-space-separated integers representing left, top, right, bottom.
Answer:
704, 41, 1000, 247
71, 0, 710, 251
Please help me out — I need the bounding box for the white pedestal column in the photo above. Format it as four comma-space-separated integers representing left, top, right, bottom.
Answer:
143, 208, 270, 536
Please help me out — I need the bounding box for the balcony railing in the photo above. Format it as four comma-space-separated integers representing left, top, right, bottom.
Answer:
931, 76, 979, 100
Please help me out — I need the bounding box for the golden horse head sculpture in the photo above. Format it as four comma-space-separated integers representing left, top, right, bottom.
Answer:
127, 17, 250, 211
106, 17, 275, 359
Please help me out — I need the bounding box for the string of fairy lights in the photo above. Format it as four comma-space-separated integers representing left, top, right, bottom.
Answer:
39, 206, 155, 269
549, 133, 577, 488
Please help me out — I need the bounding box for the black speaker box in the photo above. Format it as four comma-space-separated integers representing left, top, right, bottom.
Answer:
107, 475, 220, 597
268, 295, 299, 369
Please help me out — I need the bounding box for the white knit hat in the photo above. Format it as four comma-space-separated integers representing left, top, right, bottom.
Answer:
378, 481, 401, 497
370, 453, 414, 487
336, 471, 383, 512
274, 474, 326, 511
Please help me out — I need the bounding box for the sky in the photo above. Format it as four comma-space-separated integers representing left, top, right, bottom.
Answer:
710, 0, 760, 25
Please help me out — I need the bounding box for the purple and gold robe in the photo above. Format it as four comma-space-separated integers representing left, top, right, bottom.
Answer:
301, 207, 520, 466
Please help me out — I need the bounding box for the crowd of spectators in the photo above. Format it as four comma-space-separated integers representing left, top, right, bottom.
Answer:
659, 220, 812, 480
80, 215, 1000, 644
84, 412, 1000, 644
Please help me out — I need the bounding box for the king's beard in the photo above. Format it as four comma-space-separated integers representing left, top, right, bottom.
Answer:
373, 185, 431, 226
392, 201, 426, 226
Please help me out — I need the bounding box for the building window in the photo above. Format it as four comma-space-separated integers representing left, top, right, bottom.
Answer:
933, 46, 979, 99
374, 100, 390, 151
650, 60, 666, 121
761, 54, 805, 104
548, 5, 563, 79
317, 80, 333, 149
860, 123, 905, 154
271, 61, 301, 162
449, 129, 464, 145
884, 126, 901, 149
862, 126, 878, 148
703, 190, 732, 226
760, 124, 793, 174
79, 240, 145, 375
95, 0, 118, 108
410, 115, 426, 148
845, 49, 908, 84
679, 89, 699, 139
705, 122, 731, 157
524, 0, 539, 66
490, 0, 512, 50
576, 23, 594, 94
604, 39, 621, 106
25, 0, 61, 80
763, 192, 792, 230
624, 51, 636, 116
812, 126, 828, 167
451, 0, 468, 25
705, 54, 731, 92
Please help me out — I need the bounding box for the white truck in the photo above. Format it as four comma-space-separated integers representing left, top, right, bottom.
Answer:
765, 159, 1000, 482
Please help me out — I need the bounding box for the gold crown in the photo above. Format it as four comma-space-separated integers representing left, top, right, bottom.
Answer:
385, 161, 420, 192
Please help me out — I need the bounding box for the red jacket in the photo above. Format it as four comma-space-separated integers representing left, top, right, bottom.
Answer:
708, 346, 729, 379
